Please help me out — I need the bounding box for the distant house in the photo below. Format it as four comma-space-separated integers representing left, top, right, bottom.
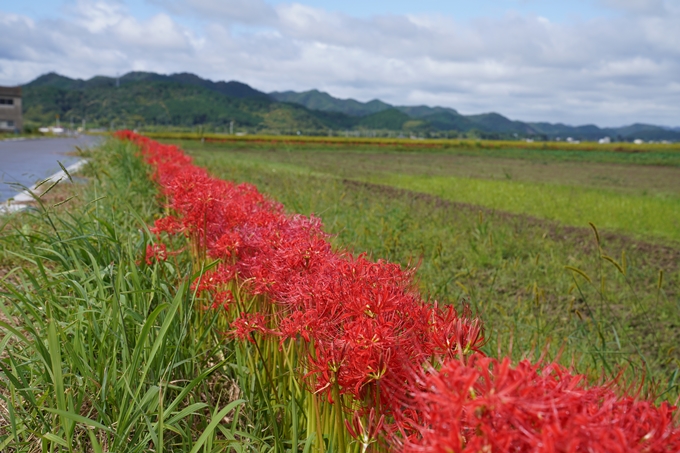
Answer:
598, 137, 611, 144
0, 86, 22, 132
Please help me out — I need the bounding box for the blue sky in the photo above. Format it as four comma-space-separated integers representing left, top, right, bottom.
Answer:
1, 0, 678, 126
1, 0, 622, 25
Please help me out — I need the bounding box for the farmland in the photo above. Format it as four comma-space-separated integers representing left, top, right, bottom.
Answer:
1, 134, 679, 451
174, 137, 680, 390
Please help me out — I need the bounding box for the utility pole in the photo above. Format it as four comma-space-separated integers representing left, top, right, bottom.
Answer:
230, 121, 234, 135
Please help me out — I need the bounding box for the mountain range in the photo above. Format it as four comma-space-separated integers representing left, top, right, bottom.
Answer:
19, 71, 680, 141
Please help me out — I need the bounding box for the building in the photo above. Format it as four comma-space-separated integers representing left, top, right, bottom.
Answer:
0, 86, 22, 132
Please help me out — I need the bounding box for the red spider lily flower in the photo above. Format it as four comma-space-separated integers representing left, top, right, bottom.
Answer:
151, 215, 183, 236
426, 303, 486, 359
191, 263, 237, 295
345, 407, 386, 452
402, 353, 680, 453
278, 310, 324, 343
208, 288, 234, 310
306, 339, 350, 401
209, 230, 242, 259
145, 243, 167, 265
230, 312, 272, 343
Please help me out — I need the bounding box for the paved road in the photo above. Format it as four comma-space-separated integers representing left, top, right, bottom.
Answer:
0, 135, 102, 202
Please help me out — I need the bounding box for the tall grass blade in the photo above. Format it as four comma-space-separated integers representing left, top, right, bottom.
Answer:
188, 399, 246, 453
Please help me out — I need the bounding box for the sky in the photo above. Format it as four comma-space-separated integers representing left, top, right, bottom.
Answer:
1, 0, 679, 127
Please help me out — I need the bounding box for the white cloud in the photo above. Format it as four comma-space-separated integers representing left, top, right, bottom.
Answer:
599, 0, 671, 15
114, 14, 196, 50
154, 0, 277, 25
0, 0, 679, 126
73, 0, 126, 33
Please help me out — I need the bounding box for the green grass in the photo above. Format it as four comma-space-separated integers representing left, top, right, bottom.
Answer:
368, 174, 680, 243
179, 141, 680, 402
0, 140, 263, 452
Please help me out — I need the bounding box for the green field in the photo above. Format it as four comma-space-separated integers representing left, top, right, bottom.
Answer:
171, 141, 680, 241
171, 138, 680, 398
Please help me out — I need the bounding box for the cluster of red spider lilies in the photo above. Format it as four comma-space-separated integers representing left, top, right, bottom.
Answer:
117, 130, 680, 452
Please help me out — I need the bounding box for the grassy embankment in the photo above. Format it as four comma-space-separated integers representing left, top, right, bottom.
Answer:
169, 137, 680, 401
0, 139, 284, 452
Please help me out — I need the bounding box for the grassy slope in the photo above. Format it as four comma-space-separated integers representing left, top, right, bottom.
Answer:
0, 140, 268, 452
178, 139, 680, 401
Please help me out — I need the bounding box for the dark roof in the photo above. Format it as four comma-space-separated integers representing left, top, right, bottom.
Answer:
0, 86, 22, 97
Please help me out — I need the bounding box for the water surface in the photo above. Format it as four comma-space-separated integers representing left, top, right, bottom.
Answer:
0, 135, 101, 202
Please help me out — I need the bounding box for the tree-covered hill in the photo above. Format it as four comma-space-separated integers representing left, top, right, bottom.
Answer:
270, 89, 392, 117
20, 71, 680, 141
23, 72, 348, 132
